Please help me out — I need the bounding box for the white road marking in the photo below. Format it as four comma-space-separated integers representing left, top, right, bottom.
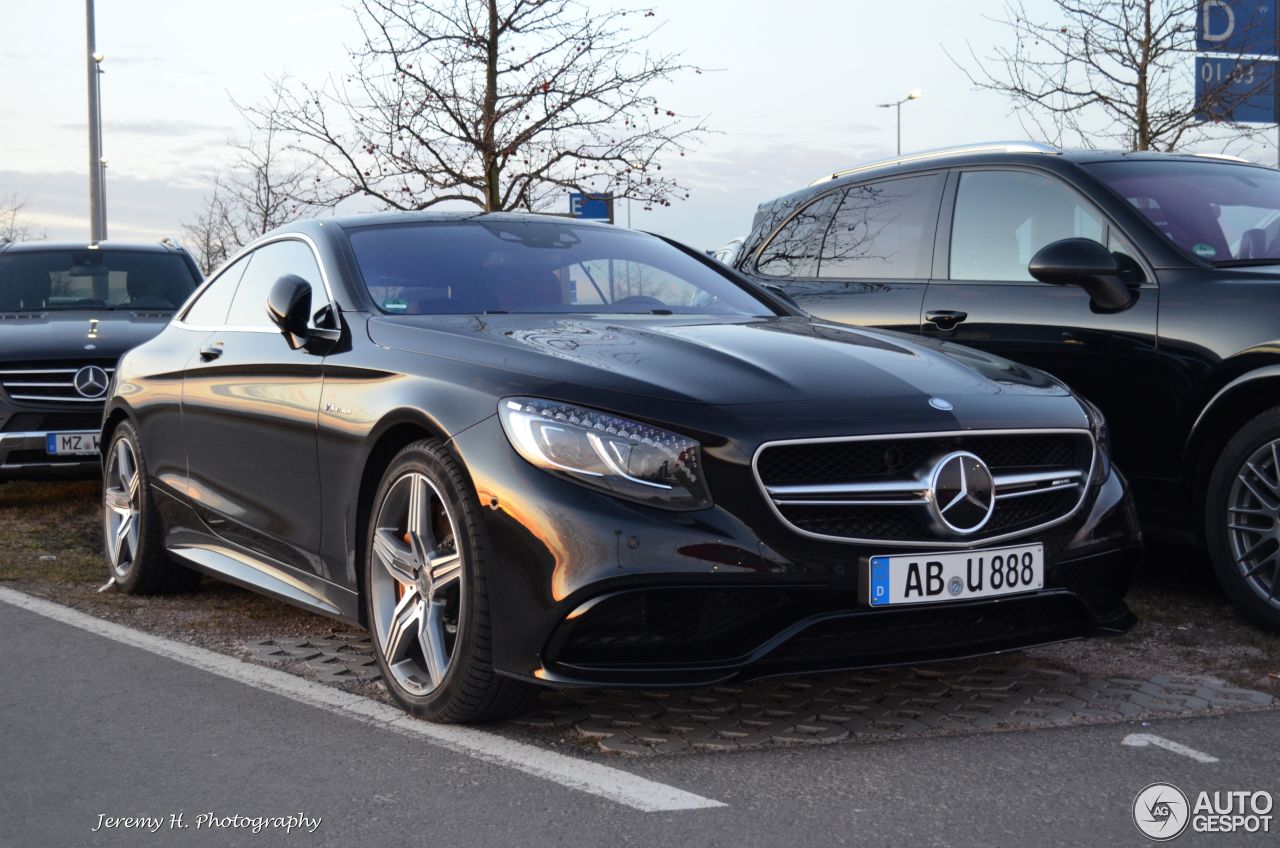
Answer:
1121, 732, 1221, 764
0, 586, 724, 812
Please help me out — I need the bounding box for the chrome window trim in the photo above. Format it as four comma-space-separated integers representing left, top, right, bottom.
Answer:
173, 232, 338, 332
750, 427, 1097, 549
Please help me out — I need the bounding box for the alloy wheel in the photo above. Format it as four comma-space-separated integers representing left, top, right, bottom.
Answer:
1226, 437, 1280, 610
370, 471, 464, 696
103, 438, 141, 576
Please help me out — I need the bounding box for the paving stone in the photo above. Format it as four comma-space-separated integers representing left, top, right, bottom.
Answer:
243, 635, 1274, 757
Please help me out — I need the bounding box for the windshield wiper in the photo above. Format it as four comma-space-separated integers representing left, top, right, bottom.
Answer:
1213, 259, 1280, 267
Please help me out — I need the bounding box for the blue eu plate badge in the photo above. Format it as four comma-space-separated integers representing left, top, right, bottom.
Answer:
869, 556, 891, 607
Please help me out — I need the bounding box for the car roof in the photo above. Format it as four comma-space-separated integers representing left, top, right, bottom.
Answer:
801, 142, 1266, 192
0, 240, 189, 255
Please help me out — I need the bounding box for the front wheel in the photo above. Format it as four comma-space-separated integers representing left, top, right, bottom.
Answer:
1206, 408, 1280, 631
364, 439, 535, 722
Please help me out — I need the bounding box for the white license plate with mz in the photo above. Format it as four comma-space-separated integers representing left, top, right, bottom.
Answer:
866, 543, 1044, 607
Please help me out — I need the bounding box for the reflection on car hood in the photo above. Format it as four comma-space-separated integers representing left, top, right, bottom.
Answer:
0, 310, 172, 362
368, 314, 1072, 411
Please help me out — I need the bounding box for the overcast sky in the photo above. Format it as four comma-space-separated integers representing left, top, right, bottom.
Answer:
1, 0, 1271, 250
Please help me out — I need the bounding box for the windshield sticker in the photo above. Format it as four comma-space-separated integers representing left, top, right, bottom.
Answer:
383, 298, 409, 311
1192, 243, 1217, 258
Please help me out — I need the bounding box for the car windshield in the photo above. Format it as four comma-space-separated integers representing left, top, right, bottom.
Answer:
0, 249, 199, 311
346, 219, 774, 316
1085, 159, 1280, 266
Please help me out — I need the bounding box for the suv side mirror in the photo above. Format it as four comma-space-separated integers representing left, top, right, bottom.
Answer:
1028, 238, 1136, 313
267, 274, 315, 349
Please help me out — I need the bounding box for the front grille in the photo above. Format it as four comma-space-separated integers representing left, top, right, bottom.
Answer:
4, 412, 103, 432
755, 430, 1095, 546
761, 594, 1091, 666
0, 360, 116, 405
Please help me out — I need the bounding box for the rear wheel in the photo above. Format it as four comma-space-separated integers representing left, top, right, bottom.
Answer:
1206, 408, 1280, 631
364, 439, 535, 722
102, 422, 200, 594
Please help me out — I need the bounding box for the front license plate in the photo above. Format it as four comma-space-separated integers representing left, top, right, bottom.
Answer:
46, 431, 100, 456
866, 543, 1044, 607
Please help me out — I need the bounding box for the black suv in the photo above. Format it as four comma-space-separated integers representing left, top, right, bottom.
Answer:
0, 241, 201, 477
734, 142, 1280, 630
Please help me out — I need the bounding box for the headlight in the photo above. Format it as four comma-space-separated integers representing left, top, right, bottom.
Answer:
498, 397, 712, 510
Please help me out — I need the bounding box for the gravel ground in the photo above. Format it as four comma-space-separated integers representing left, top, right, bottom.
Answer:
2, 479, 1277, 702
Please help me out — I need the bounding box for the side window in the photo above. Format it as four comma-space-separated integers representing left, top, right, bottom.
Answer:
225, 240, 324, 328
754, 193, 840, 278
818, 174, 944, 279
951, 171, 1106, 282
183, 254, 251, 326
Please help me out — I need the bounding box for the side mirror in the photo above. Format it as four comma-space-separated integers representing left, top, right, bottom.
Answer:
1028, 238, 1135, 313
266, 274, 313, 349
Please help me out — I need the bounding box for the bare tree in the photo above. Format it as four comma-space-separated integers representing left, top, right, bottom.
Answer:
246, 0, 704, 214
952, 0, 1270, 151
0, 194, 45, 244
182, 105, 318, 274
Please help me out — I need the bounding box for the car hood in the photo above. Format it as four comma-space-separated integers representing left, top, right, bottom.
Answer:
368, 314, 1089, 433
0, 310, 172, 363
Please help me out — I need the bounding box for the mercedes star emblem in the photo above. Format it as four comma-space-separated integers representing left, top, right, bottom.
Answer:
928, 451, 996, 534
73, 365, 110, 399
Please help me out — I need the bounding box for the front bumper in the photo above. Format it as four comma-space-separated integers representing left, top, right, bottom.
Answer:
0, 430, 101, 480
450, 417, 1142, 688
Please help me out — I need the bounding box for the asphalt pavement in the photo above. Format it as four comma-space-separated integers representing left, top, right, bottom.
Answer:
1, 592, 1276, 848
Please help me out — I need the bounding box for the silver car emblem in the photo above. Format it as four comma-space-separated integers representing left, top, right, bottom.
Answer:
928, 397, 954, 411
73, 365, 109, 398
928, 451, 996, 534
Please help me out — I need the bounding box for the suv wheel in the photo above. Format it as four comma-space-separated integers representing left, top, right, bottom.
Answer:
1206, 408, 1280, 631
364, 440, 536, 722
102, 422, 200, 594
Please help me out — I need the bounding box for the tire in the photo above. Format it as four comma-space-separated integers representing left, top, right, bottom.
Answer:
1205, 407, 1280, 631
102, 422, 200, 594
363, 439, 535, 722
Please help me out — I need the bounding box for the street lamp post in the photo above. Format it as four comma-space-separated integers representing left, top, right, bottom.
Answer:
86, 0, 107, 243
877, 89, 923, 156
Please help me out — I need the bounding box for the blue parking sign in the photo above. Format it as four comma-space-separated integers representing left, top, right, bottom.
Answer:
569, 192, 611, 221
1197, 0, 1278, 56
1196, 55, 1278, 122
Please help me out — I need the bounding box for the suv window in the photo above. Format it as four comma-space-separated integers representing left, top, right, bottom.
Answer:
183, 254, 250, 326
818, 174, 943, 279
951, 170, 1106, 281
754, 193, 840, 278
226, 240, 324, 328
0, 249, 199, 312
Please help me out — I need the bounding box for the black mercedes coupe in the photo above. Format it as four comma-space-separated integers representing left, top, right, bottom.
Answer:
100, 213, 1140, 722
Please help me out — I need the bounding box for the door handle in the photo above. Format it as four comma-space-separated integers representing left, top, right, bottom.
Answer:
198, 342, 224, 362
925, 310, 968, 330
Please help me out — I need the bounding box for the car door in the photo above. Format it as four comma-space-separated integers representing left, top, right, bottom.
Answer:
920, 167, 1166, 479
749, 172, 945, 332
179, 238, 328, 576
